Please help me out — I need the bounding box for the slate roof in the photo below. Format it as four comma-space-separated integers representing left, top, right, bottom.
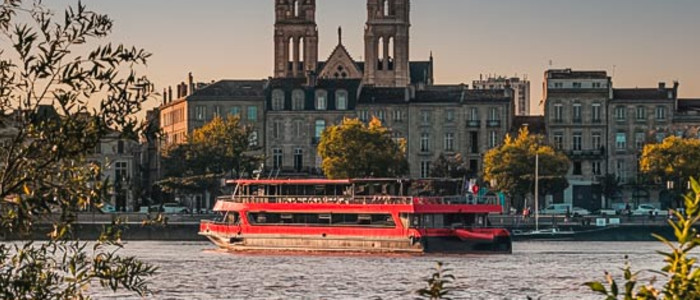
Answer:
677, 99, 700, 113
189, 80, 266, 98
316, 61, 432, 85
613, 88, 674, 100
546, 69, 608, 79
358, 85, 511, 104
358, 87, 407, 104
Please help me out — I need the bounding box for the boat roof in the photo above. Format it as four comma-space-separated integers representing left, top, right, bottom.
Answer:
226, 178, 421, 186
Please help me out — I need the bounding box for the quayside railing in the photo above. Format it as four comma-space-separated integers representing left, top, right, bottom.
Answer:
215, 195, 498, 205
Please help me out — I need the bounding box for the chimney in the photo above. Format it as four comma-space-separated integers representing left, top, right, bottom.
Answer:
658, 82, 666, 90
181, 82, 188, 98
162, 88, 167, 105
168, 86, 173, 102
188, 72, 194, 95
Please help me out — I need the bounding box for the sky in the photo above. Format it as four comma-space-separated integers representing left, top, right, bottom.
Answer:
46, 0, 700, 116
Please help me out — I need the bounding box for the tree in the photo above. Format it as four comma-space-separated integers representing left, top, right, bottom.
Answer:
599, 173, 621, 209
430, 153, 467, 179
0, 1, 155, 298
317, 117, 408, 179
159, 115, 260, 206
640, 136, 700, 207
483, 127, 570, 210
586, 177, 700, 299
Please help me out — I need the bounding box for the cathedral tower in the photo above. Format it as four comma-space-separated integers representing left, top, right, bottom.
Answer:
363, 0, 410, 87
274, 0, 318, 78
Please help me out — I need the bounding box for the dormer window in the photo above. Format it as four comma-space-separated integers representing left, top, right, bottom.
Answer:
315, 90, 327, 110
335, 89, 348, 110
272, 89, 285, 111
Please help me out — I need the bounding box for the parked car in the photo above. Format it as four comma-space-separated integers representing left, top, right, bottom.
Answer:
571, 207, 590, 217
611, 202, 628, 215
100, 203, 117, 213
595, 208, 617, 216
632, 204, 664, 216
162, 203, 190, 214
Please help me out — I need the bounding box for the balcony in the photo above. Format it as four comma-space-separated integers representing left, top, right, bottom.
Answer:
466, 120, 481, 128
566, 149, 605, 158
486, 120, 501, 128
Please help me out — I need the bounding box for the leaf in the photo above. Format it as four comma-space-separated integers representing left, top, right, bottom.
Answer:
584, 281, 608, 295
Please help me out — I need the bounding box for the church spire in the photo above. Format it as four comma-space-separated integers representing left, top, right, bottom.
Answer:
338, 26, 342, 44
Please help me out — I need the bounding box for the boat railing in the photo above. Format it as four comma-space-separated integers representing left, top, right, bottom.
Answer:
216, 195, 498, 205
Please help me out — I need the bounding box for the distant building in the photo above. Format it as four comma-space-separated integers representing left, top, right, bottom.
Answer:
473, 75, 530, 116
88, 132, 141, 211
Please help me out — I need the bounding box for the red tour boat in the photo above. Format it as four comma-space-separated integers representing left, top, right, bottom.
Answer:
199, 178, 511, 254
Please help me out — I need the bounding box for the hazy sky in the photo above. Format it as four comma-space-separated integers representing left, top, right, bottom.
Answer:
47, 0, 700, 115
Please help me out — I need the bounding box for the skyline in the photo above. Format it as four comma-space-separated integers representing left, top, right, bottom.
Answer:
48, 0, 700, 115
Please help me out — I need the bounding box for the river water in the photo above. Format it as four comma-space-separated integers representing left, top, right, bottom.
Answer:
88, 241, 673, 300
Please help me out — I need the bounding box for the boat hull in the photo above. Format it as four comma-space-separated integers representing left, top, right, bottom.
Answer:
200, 230, 511, 254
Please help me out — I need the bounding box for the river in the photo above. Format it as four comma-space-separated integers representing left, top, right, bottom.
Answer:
87, 241, 673, 299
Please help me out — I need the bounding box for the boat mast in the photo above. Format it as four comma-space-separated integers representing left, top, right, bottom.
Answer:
535, 152, 539, 231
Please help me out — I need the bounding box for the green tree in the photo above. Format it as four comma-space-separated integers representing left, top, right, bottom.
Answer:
640, 136, 700, 207
0, 1, 156, 298
317, 117, 408, 179
586, 177, 700, 299
599, 173, 622, 209
159, 115, 260, 203
483, 127, 570, 210
430, 153, 467, 179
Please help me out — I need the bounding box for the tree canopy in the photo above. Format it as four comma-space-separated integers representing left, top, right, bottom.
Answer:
430, 153, 467, 178
317, 117, 408, 179
159, 115, 261, 195
0, 1, 156, 298
483, 127, 570, 208
640, 135, 700, 185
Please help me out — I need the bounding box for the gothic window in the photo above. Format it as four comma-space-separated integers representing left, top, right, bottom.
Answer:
377, 37, 384, 70
272, 89, 285, 111
387, 37, 394, 70
315, 90, 327, 110
333, 65, 348, 79
288, 37, 294, 69
293, 0, 300, 17
292, 89, 305, 110
335, 89, 348, 110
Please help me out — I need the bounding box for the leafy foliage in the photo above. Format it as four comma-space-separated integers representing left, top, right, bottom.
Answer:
600, 173, 622, 208
416, 262, 455, 300
483, 127, 570, 208
585, 177, 700, 299
317, 117, 408, 179
159, 115, 260, 194
640, 135, 700, 186
0, 1, 156, 298
430, 153, 467, 178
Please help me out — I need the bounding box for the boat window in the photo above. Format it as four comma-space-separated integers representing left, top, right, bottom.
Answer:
248, 212, 395, 227
410, 214, 480, 228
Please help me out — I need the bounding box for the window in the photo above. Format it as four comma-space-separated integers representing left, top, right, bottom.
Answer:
420, 133, 430, 152
292, 89, 305, 110
554, 103, 563, 122
272, 148, 283, 169
615, 106, 626, 121
573, 161, 582, 175
592, 132, 602, 151
294, 148, 303, 172
554, 82, 563, 88
656, 106, 666, 120
572, 103, 582, 123
196, 105, 206, 120
489, 107, 500, 121
444, 132, 455, 152
592, 103, 601, 122
273, 120, 283, 140
272, 89, 285, 111
489, 131, 498, 148
592, 82, 602, 88
335, 89, 348, 110
314, 120, 326, 139
117, 140, 124, 154
420, 161, 431, 178
393, 109, 403, 122
115, 161, 128, 182
421, 110, 431, 123
616, 159, 627, 184
616, 132, 627, 150
636, 106, 646, 120
470, 132, 479, 154
554, 133, 564, 150
592, 161, 601, 175
213, 105, 221, 117
446, 109, 455, 122
359, 110, 369, 122
376, 110, 385, 121
315, 90, 327, 110
469, 107, 479, 121
229, 106, 240, 116
247, 106, 258, 121
572, 82, 582, 88
293, 120, 303, 137
635, 132, 646, 149
249, 130, 258, 147
572, 133, 582, 151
